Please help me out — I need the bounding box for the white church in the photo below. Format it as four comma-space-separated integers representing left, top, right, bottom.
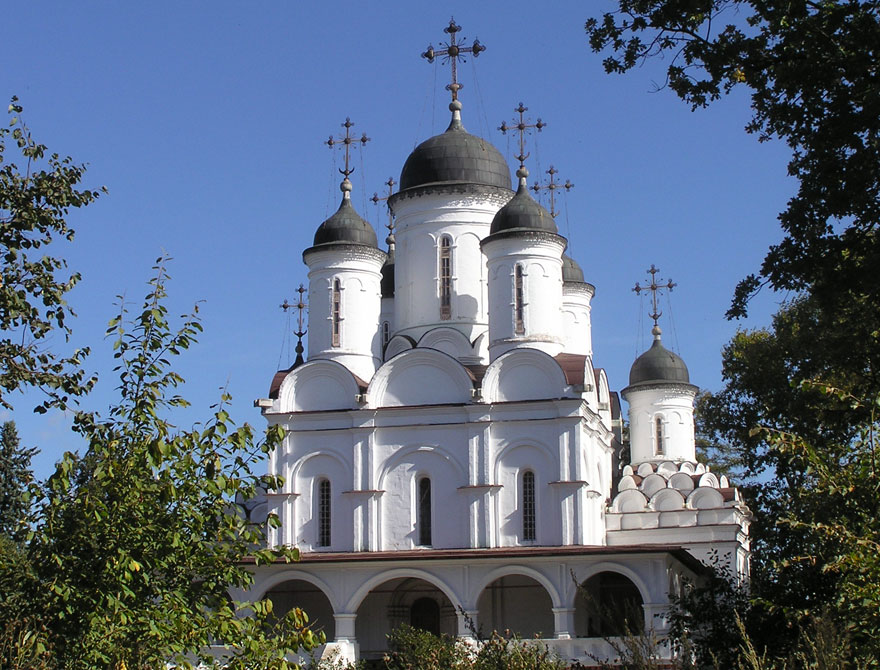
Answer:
241, 20, 751, 666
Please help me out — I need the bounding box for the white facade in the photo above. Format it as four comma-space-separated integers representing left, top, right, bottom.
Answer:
250, 57, 750, 667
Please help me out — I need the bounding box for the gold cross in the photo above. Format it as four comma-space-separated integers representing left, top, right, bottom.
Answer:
633, 265, 676, 327
499, 102, 546, 169
326, 118, 370, 179
530, 166, 574, 218
421, 18, 486, 102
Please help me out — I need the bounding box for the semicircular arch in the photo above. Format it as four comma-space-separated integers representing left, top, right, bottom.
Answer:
345, 568, 461, 613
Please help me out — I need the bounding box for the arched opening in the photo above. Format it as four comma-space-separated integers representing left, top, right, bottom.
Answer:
477, 574, 554, 639
574, 571, 644, 637
355, 577, 456, 659
439, 236, 452, 320
522, 470, 536, 542
331, 278, 342, 347
263, 579, 335, 641
417, 476, 432, 546
655, 416, 665, 456
316, 478, 331, 548
514, 264, 525, 335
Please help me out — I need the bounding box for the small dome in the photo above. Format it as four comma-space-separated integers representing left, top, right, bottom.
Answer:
399, 105, 511, 192
381, 248, 395, 297
312, 194, 378, 248
629, 330, 690, 386
562, 254, 584, 283
489, 178, 557, 235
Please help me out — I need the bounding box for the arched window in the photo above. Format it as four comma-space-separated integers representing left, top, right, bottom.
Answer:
331, 279, 342, 347
522, 470, 536, 542
439, 236, 452, 320
382, 321, 390, 348
577, 572, 644, 637
410, 597, 440, 635
514, 264, 525, 335
417, 476, 432, 546
655, 416, 664, 456
317, 478, 331, 547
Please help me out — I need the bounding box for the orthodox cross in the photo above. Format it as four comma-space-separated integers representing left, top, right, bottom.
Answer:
633, 265, 676, 327
421, 18, 485, 101
371, 176, 397, 240
499, 103, 546, 169
326, 118, 370, 180
292, 284, 308, 367
530, 166, 574, 218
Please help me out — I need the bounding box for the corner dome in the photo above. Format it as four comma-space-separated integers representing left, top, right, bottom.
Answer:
628, 330, 690, 386
562, 254, 584, 283
398, 104, 511, 192
489, 178, 557, 235
312, 194, 378, 248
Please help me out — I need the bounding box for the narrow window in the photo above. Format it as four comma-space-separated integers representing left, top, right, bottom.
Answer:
417, 477, 432, 546
331, 279, 342, 347
317, 479, 331, 547
382, 321, 390, 348
514, 264, 525, 335
655, 416, 664, 456
522, 470, 536, 542
439, 237, 452, 320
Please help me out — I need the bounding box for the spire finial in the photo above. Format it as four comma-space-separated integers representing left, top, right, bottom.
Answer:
500, 102, 546, 178
530, 165, 574, 217
421, 18, 485, 103
371, 177, 397, 248
326, 117, 370, 195
293, 284, 308, 367
633, 264, 676, 330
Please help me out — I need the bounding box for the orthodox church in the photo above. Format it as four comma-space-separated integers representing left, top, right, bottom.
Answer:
241, 21, 751, 666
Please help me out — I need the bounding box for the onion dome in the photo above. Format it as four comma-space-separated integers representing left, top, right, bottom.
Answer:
562, 254, 584, 283
311, 179, 378, 248
628, 326, 690, 386
489, 167, 557, 235
380, 233, 395, 297
398, 101, 511, 192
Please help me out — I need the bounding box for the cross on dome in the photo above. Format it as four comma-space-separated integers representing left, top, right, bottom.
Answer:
421, 18, 486, 102
633, 264, 676, 332
326, 118, 370, 192
292, 284, 308, 367
500, 102, 547, 177
531, 166, 574, 218
371, 176, 397, 245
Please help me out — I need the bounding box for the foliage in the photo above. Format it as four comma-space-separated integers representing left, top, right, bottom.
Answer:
14, 261, 320, 669
382, 625, 565, 670
0, 98, 100, 411
585, 1, 880, 318
0, 420, 37, 540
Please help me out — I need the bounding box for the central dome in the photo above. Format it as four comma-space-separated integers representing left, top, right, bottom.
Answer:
399, 104, 512, 192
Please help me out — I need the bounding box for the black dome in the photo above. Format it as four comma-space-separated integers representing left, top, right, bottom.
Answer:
380, 248, 395, 297
562, 254, 584, 283
489, 181, 557, 235
399, 116, 511, 192
629, 335, 690, 386
312, 196, 378, 248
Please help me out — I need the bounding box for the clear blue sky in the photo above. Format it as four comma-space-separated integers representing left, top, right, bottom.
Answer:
3, 2, 792, 479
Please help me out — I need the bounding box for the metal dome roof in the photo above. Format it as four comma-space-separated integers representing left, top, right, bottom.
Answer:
399, 105, 511, 192
489, 177, 557, 235
311, 193, 378, 249
562, 254, 585, 283
628, 331, 690, 386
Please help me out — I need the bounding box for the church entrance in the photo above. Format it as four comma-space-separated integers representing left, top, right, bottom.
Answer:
476, 574, 554, 639
263, 579, 336, 641
355, 577, 456, 659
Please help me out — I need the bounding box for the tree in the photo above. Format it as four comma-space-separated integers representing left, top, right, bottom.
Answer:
11, 262, 320, 669
0, 420, 37, 541
0, 98, 101, 411
585, 1, 880, 317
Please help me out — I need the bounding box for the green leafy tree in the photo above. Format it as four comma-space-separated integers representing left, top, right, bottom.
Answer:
16, 261, 320, 669
0, 420, 37, 540
585, 1, 880, 317
0, 97, 100, 411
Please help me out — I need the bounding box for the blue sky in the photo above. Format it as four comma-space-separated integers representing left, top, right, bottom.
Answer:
3, 2, 793, 479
